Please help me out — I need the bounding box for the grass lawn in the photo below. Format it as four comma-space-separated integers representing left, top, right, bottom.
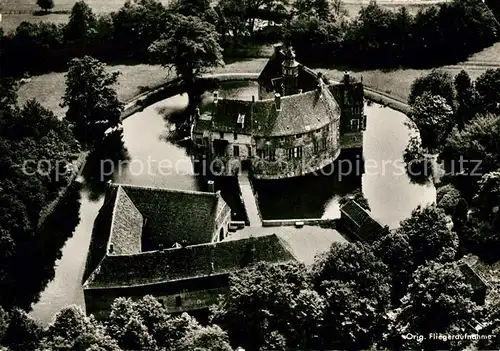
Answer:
321, 66, 490, 103
319, 41, 500, 103
17, 58, 268, 118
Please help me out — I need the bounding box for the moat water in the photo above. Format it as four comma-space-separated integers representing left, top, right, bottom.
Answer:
29, 81, 436, 324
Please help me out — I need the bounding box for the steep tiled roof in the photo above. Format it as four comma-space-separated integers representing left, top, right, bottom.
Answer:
196, 86, 340, 137
340, 199, 385, 243
258, 48, 317, 92
84, 234, 295, 288
458, 261, 490, 291
108, 187, 143, 255
118, 184, 220, 247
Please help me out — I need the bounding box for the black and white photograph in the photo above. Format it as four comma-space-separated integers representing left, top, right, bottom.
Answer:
0, 0, 499, 349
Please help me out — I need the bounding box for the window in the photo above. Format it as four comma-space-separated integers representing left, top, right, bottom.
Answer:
175, 296, 182, 307
288, 147, 303, 159
296, 134, 302, 139
257, 148, 275, 161
269, 149, 276, 161
234, 133, 238, 140
350, 119, 360, 131
313, 141, 319, 153
220, 132, 224, 139
233, 145, 240, 157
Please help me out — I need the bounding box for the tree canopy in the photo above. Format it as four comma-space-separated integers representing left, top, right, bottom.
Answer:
149, 14, 224, 100
390, 262, 480, 350
62, 56, 123, 148
409, 92, 454, 151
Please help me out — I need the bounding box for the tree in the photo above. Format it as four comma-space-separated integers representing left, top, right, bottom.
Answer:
390, 262, 480, 350
42, 305, 119, 350
436, 183, 462, 215
374, 231, 414, 305
409, 92, 453, 151
475, 68, 500, 115
443, 113, 500, 178
403, 135, 433, 182
111, 0, 171, 60
293, 0, 346, 21
149, 15, 224, 110
408, 70, 455, 107
218, 0, 289, 37
0, 306, 9, 343
107, 298, 157, 350
396, 205, 458, 267
311, 242, 391, 349
36, 0, 54, 12
62, 56, 123, 147
169, 0, 218, 23
473, 171, 500, 222
2, 308, 42, 350
64, 1, 97, 50
454, 70, 477, 128
211, 261, 323, 350
176, 325, 233, 351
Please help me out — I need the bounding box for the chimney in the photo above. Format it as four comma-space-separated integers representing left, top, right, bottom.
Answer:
214, 91, 219, 104
344, 71, 350, 84
108, 244, 114, 254
274, 43, 283, 54
207, 180, 215, 193
275, 93, 281, 111
298, 89, 303, 94
195, 107, 200, 118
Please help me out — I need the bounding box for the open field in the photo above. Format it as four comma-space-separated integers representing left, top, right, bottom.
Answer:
318, 42, 500, 103
16, 58, 268, 118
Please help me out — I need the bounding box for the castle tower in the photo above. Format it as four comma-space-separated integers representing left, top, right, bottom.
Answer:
281, 47, 299, 96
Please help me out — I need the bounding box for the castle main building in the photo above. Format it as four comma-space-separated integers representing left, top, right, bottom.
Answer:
192, 45, 365, 179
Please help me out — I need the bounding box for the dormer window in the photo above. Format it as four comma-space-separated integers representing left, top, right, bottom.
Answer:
350, 119, 360, 131
237, 113, 245, 129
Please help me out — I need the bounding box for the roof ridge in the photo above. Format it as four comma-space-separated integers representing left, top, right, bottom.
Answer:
114, 183, 217, 198
95, 234, 283, 259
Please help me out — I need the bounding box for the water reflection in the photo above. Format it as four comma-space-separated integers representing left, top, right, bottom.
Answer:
81, 130, 130, 201
27, 183, 81, 316
30, 79, 436, 324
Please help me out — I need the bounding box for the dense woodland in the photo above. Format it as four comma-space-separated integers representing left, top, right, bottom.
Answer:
0, 0, 500, 349
0, 0, 499, 76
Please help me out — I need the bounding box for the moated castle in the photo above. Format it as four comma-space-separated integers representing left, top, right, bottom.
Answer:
191, 44, 366, 179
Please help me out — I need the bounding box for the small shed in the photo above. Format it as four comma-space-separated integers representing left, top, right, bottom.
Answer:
339, 199, 386, 243
458, 260, 490, 305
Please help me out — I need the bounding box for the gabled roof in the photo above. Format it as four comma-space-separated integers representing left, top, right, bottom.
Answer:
83, 234, 296, 289
117, 184, 221, 247
258, 46, 318, 92
340, 199, 385, 243
195, 85, 340, 137
458, 261, 490, 291
108, 186, 143, 255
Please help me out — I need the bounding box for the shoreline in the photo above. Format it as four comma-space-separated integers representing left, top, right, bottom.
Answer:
36, 74, 410, 229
